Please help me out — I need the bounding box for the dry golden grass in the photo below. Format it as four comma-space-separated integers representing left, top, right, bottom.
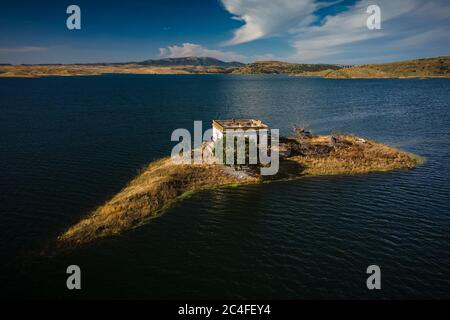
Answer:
57, 134, 423, 247
288, 135, 423, 175
302, 56, 450, 79
0, 64, 226, 78
58, 157, 258, 246
232, 60, 341, 74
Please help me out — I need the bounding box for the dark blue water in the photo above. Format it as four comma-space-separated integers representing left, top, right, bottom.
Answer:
0, 75, 449, 299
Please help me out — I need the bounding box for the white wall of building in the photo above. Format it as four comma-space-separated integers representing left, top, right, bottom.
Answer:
212, 126, 223, 142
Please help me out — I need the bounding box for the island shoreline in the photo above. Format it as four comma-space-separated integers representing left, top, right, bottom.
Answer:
56, 134, 424, 248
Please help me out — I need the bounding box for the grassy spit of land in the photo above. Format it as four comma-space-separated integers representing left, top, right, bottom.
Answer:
58, 158, 259, 246
57, 134, 423, 247
288, 135, 422, 175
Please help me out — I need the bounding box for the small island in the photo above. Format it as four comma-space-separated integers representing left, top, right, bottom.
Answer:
57, 121, 423, 247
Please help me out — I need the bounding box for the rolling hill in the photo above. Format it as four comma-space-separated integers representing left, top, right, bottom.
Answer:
232, 60, 343, 74
312, 56, 450, 78
138, 56, 244, 67
1, 56, 449, 78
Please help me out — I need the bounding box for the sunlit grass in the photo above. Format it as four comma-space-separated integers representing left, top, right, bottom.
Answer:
58, 134, 423, 247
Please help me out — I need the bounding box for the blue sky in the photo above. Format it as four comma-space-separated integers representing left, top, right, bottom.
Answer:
0, 0, 449, 64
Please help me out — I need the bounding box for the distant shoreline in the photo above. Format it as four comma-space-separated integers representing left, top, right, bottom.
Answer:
1, 56, 449, 79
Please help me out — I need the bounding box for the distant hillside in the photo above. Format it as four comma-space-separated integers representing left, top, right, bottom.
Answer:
0, 56, 244, 77
313, 56, 450, 78
2, 56, 449, 78
232, 60, 343, 74
138, 57, 244, 68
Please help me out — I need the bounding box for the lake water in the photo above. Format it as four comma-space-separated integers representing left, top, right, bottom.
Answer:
0, 74, 449, 299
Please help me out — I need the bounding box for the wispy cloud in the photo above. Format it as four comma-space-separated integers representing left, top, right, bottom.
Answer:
221, 0, 320, 46
159, 43, 246, 61
221, 0, 450, 63
0, 46, 48, 53
290, 0, 450, 63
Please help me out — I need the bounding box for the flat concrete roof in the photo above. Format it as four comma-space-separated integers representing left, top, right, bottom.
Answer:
213, 119, 268, 130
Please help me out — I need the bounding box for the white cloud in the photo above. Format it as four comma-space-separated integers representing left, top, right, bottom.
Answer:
290, 0, 450, 63
159, 43, 246, 61
221, 0, 450, 63
0, 46, 48, 53
221, 0, 320, 45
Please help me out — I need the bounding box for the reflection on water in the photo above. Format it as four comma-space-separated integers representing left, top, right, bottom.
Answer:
0, 75, 449, 298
